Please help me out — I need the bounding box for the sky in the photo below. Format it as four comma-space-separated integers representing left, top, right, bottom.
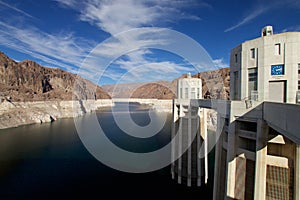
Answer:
0, 0, 300, 85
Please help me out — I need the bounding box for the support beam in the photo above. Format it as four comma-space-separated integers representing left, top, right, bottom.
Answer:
171, 100, 177, 179
203, 108, 208, 184
187, 106, 192, 186
197, 108, 202, 186
254, 119, 268, 200
213, 113, 225, 200
225, 121, 238, 199
178, 116, 182, 184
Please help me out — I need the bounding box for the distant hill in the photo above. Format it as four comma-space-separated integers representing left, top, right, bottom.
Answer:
0, 51, 110, 101
102, 82, 143, 98
131, 82, 176, 99
102, 81, 176, 99
103, 68, 230, 100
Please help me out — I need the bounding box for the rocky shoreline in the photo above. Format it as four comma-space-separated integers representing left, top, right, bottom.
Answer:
0, 99, 172, 129
0, 99, 217, 131
0, 99, 114, 129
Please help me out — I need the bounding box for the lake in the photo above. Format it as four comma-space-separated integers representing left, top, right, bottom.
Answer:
0, 103, 211, 199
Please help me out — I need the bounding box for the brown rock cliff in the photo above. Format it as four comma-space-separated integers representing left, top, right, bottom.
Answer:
0, 51, 110, 101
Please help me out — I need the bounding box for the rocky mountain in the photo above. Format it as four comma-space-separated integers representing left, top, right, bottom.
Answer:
131, 82, 176, 99
193, 67, 230, 100
103, 68, 230, 100
0, 51, 110, 101
102, 83, 143, 98
103, 81, 176, 99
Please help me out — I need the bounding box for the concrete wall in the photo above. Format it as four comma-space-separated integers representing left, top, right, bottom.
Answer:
212, 100, 300, 200
264, 102, 300, 144
230, 31, 300, 103
112, 98, 173, 112
177, 76, 202, 99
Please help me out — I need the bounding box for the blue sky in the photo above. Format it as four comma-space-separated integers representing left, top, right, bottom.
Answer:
0, 0, 300, 85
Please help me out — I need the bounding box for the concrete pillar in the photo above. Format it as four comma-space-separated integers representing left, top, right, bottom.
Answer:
203, 108, 208, 184
225, 120, 238, 199
295, 145, 300, 200
213, 113, 225, 200
187, 105, 192, 186
254, 119, 268, 200
171, 100, 177, 179
178, 118, 182, 184
197, 108, 202, 186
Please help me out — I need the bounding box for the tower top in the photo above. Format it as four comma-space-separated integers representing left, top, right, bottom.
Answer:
261, 26, 273, 37
187, 72, 191, 78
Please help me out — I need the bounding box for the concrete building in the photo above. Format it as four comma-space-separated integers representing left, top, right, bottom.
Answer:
171, 26, 300, 199
230, 25, 300, 103
171, 73, 208, 187
212, 26, 300, 200
177, 73, 202, 99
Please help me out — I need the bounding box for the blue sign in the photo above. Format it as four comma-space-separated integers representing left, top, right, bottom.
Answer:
271, 65, 284, 75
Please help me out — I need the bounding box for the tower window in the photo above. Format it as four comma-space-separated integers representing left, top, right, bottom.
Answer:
235, 53, 238, 63
275, 43, 281, 55
250, 48, 255, 59
185, 88, 188, 99
180, 88, 182, 99
248, 68, 258, 98
191, 88, 196, 99
298, 64, 300, 90
233, 71, 239, 100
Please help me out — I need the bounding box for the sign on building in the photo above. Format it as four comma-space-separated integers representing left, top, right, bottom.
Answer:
271, 64, 284, 76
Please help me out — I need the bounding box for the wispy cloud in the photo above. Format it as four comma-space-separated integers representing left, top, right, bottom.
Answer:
0, 21, 95, 72
213, 58, 229, 68
57, 0, 202, 35
280, 25, 300, 33
224, 6, 267, 32
110, 50, 195, 83
0, 0, 35, 19
0, 0, 208, 85
225, 0, 300, 32
55, 0, 206, 84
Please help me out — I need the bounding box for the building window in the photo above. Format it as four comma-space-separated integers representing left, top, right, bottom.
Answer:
233, 71, 239, 100
191, 88, 196, 99
275, 43, 281, 55
180, 88, 182, 99
197, 88, 200, 99
298, 64, 300, 90
235, 53, 238, 63
185, 88, 188, 99
248, 68, 258, 98
250, 48, 255, 59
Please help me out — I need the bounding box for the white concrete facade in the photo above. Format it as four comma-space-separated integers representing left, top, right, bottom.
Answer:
171, 73, 207, 187
177, 73, 202, 100
210, 99, 300, 200
230, 26, 300, 103
213, 26, 300, 200
171, 26, 300, 199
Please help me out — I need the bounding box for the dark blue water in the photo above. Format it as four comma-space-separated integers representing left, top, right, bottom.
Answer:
0, 103, 210, 199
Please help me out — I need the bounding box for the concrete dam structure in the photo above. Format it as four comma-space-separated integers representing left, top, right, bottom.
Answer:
172, 26, 300, 199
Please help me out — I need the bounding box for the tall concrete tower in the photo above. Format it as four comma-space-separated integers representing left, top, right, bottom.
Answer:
213, 26, 300, 200
171, 73, 208, 187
